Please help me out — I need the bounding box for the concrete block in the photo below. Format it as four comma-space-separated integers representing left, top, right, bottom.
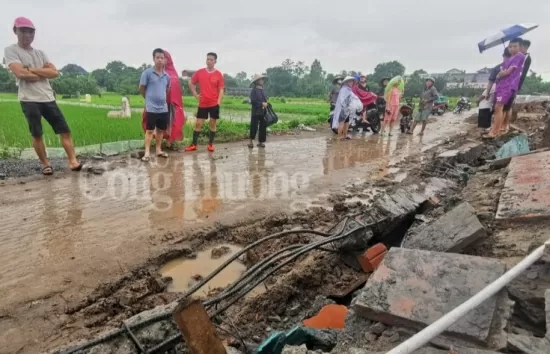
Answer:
496, 150, 550, 221
354, 248, 506, 345
402, 202, 487, 253
507, 334, 550, 354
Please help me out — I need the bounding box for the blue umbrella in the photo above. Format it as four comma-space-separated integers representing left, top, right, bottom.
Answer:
478, 24, 538, 53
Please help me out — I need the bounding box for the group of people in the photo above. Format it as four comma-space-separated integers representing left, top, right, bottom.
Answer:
477, 38, 532, 138
4, 16, 271, 173
328, 73, 440, 139
139, 49, 225, 161
3, 15, 534, 176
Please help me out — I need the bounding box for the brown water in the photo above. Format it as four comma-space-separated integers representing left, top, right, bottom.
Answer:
160, 245, 243, 296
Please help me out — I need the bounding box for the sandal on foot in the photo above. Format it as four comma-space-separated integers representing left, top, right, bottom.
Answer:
257, 143, 265, 148
247, 143, 254, 149
42, 166, 53, 175
157, 152, 168, 158
70, 164, 83, 172
141, 155, 151, 162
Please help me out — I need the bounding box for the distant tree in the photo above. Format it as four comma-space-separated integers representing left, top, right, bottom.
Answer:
371, 61, 406, 86
0, 65, 17, 92
60, 64, 87, 75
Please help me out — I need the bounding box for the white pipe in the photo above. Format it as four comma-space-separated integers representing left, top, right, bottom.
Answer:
385, 239, 550, 354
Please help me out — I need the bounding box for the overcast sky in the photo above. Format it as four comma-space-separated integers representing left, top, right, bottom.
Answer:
2, 0, 550, 79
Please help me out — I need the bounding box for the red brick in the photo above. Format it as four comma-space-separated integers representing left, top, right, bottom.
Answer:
358, 243, 388, 273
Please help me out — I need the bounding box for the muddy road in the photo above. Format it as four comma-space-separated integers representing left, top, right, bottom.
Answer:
0, 115, 466, 354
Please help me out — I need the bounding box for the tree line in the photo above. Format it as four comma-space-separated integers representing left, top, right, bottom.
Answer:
1, 58, 549, 98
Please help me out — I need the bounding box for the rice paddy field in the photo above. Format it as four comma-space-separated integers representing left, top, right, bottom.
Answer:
0, 93, 328, 150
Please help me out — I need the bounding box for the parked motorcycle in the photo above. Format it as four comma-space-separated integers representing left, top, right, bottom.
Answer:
431, 101, 447, 116
454, 96, 472, 114
399, 98, 415, 133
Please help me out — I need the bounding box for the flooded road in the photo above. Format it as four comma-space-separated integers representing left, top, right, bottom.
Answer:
0, 114, 465, 353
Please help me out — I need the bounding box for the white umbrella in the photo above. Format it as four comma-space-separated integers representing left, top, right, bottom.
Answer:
478, 24, 538, 53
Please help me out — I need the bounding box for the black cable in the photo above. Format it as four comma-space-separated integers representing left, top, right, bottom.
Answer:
147, 227, 363, 354
56, 229, 330, 354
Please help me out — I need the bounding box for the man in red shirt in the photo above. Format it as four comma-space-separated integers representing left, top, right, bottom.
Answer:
185, 52, 225, 152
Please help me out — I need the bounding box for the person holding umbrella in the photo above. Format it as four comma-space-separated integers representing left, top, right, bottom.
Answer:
486, 38, 525, 138
248, 74, 269, 148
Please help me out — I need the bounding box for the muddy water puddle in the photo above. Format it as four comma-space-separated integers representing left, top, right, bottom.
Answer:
159, 244, 265, 297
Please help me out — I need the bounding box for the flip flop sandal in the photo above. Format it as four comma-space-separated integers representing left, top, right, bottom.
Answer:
248, 143, 254, 148
70, 164, 83, 172
157, 152, 169, 158
141, 156, 151, 162
42, 166, 53, 175
257, 143, 265, 148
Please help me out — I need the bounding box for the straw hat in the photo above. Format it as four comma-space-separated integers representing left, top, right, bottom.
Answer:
250, 74, 268, 87
342, 76, 358, 84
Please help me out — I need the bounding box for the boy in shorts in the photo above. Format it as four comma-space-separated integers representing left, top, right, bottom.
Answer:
139, 48, 171, 161
185, 52, 225, 152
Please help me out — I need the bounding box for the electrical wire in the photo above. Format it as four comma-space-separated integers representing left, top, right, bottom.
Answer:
56, 228, 331, 354
147, 227, 364, 354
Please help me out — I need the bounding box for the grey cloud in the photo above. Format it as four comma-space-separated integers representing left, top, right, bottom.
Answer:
1, 0, 550, 77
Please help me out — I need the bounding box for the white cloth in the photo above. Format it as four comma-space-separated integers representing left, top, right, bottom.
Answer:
478, 86, 495, 110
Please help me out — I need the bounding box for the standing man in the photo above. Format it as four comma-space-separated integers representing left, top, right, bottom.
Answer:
4, 17, 81, 175
486, 38, 525, 138
139, 48, 171, 161
518, 39, 532, 92
185, 52, 225, 152
408, 77, 438, 136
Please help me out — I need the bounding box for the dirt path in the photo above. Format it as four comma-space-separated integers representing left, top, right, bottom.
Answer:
0, 114, 466, 354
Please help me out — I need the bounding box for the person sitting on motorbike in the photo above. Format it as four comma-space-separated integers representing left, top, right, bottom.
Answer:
328, 76, 343, 112
408, 77, 439, 136
353, 74, 377, 124
332, 76, 362, 140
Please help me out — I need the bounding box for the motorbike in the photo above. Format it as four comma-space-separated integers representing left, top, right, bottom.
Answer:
454, 97, 472, 114
431, 101, 447, 116
350, 102, 381, 134
399, 98, 415, 133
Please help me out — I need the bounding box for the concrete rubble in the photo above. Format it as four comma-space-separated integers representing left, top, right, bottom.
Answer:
496, 150, 550, 222
355, 177, 456, 242
353, 248, 507, 345
507, 289, 550, 354
402, 202, 487, 253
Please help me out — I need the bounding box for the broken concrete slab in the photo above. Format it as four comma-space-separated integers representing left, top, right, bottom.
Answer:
413, 348, 501, 354
402, 202, 487, 253
496, 150, 550, 221
437, 142, 484, 164
507, 333, 550, 354
355, 178, 455, 241
507, 263, 550, 337
354, 248, 507, 345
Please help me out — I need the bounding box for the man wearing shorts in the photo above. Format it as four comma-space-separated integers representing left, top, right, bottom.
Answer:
139, 48, 171, 161
408, 77, 438, 136
185, 52, 225, 152
4, 17, 81, 175
487, 38, 525, 138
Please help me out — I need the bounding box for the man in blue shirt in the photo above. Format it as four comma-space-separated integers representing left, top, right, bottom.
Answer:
139, 48, 171, 161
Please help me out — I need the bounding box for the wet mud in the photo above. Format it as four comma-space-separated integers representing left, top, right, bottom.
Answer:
0, 114, 514, 354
